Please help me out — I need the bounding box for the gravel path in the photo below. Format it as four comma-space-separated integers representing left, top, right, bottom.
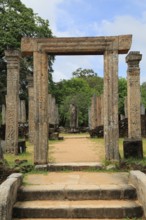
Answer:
49, 134, 105, 163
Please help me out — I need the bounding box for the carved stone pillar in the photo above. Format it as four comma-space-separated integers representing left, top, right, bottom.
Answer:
124, 51, 143, 158
104, 50, 119, 160
20, 100, 26, 123
27, 75, 34, 144
33, 52, 48, 164
124, 96, 128, 118
5, 50, 20, 154
89, 95, 97, 129
2, 104, 6, 125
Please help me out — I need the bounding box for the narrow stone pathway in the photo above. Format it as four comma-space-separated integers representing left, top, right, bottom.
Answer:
49, 134, 105, 163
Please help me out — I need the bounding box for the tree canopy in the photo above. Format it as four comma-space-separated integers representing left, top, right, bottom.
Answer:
0, 0, 54, 105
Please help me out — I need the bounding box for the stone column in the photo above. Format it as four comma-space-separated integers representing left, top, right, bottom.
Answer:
124, 96, 128, 118
5, 50, 20, 154
27, 75, 34, 144
123, 51, 143, 158
104, 50, 119, 161
100, 94, 104, 126
89, 95, 97, 129
2, 104, 6, 125
20, 100, 26, 123
96, 95, 104, 126
33, 52, 48, 164
18, 98, 21, 123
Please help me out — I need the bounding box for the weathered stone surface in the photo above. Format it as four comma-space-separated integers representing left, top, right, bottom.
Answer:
124, 96, 128, 118
124, 51, 143, 158
123, 138, 143, 159
13, 200, 143, 219
20, 100, 26, 123
126, 51, 142, 139
27, 75, 34, 144
104, 50, 119, 160
5, 50, 20, 155
129, 170, 146, 218
0, 173, 22, 220
89, 94, 104, 130
33, 52, 48, 164
48, 94, 59, 125
21, 35, 132, 55
2, 104, 6, 125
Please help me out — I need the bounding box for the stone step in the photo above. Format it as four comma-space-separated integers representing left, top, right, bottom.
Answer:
13, 200, 143, 219
17, 184, 137, 201
13, 218, 125, 220
35, 162, 103, 171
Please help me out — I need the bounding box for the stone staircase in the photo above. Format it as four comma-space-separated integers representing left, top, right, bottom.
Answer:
13, 181, 143, 219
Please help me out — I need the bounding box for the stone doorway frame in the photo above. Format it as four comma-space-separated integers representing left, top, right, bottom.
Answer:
21, 35, 132, 164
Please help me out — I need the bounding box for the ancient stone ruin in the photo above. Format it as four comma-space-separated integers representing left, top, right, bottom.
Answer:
4, 34, 143, 164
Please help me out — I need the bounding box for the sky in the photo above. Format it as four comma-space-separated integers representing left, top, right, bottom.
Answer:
21, 0, 146, 83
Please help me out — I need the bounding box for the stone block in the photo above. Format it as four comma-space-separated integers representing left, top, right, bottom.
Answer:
0, 173, 22, 220
123, 138, 143, 159
129, 170, 146, 218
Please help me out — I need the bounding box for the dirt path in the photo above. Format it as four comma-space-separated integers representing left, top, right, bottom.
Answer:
49, 134, 105, 163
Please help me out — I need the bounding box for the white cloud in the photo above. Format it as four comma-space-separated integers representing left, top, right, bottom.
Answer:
21, 0, 146, 83
52, 56, 103, 82
93, 15, 146, 82
21, 0, 65, 34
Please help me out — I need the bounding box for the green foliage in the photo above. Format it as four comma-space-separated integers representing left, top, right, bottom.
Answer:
72, 68, 103, 96
54, 77, 92, 126
52, 68, 104, 127
141, 82, 146, 108
0, 0, 54, 106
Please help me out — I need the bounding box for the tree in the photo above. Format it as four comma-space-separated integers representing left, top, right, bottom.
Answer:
0, 0, 54, 106
141, 82, 146, 108
72, 68, 103, 96
53, 77, 92, 127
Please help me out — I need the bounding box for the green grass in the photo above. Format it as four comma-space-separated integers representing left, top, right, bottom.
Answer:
3, 136, 146, 173
4, 139, 61, 168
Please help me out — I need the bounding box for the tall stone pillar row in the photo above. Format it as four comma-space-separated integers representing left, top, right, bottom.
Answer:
104, 50, 119, 161
5, 50, 20, 154
33, 52, 49, 165
27, 75, 34, 144
123, 51, 143, 158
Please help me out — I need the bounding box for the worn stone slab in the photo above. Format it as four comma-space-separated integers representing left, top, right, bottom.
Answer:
17, 183, 136, 201
48, 162, 103, 171
13, 199, 143, 219
24, 172, 129, 186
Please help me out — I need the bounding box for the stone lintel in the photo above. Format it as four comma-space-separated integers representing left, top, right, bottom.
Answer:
21, 35, 132, 56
